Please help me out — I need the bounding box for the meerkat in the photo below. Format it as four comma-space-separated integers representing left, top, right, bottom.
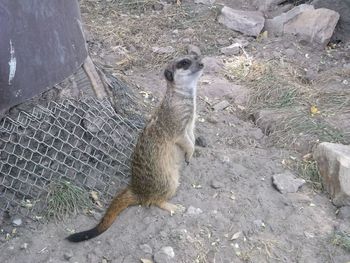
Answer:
66, 52, 204, 242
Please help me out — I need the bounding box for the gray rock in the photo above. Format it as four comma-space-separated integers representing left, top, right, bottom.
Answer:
140, 244, 153, 254
186, 206, 203, 215
194, 0, 215, 5
314, 142, 350, 206
154, 246, 175, 263
20, 243, 28, 250
338, 206, 350, 220
265, 4, 315, 36
63, 250, 74, 261
272, 171, 305, 194
284, 8, 340, 47
12, 218, 22, 227
254, 0, 286, 12
210, 179, 224, 189
220, 43, 241, 56
195, 136, 207, 147
212, 100, 230, 111
218, 6, 265, 37
201, 57, 224, 74
312, 0, 350, 43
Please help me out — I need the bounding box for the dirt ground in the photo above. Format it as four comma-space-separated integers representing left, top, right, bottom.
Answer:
1, 0, 350, 262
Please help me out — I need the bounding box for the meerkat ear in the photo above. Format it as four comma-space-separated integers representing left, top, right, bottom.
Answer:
164, 69, 174, 82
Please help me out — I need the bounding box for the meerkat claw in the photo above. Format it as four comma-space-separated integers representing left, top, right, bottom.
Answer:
157, 202, 185, 215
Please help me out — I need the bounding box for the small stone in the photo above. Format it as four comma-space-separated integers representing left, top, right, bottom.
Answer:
154, 246, 175, 263
20, 243, 28, 250
210, 179, 224, 189
12, 218, 22, 227
212, 100, 230, 111
64, 250, 74, 261
218, 6, 265, 37
220, 43, 241, 56
202, 57, 224, 74
140, 244, 153, 254
272, 171, 305, 194
195, 136, 207, 147
186, 206, 203, 215
220, 155, 230, 163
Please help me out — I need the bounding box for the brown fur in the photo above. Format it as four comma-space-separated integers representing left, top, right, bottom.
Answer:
66, 53, 203, 242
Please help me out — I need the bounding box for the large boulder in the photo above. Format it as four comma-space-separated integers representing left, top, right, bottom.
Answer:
312, 0, 350, 43
265, 4, 340, 47
314, 142, 350, 207
218, 6, 265, 37
265, 4, 315, 36
284, 8, 340, 47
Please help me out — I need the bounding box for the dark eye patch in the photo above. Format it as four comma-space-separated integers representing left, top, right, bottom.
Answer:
176, 59, 192, 70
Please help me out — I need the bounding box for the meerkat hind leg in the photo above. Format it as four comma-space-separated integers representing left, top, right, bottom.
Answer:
156, 201, 185, 216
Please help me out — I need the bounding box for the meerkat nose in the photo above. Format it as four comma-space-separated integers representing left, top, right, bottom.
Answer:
198, 62, 204, 69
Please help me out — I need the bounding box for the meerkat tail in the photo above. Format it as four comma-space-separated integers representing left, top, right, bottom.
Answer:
66, 188, 137, 242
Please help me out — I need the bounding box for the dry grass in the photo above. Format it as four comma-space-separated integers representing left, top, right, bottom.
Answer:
80, 0, 236, 70
224, 55, 350, 148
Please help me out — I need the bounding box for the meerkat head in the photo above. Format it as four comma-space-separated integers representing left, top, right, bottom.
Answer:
164, 53, 204, 91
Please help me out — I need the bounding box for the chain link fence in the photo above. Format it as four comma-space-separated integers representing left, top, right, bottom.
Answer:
0, 97, 143, 218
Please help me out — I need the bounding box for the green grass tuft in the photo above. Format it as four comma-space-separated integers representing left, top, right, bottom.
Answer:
332, 231, 350, 252
45, 180, 92, 221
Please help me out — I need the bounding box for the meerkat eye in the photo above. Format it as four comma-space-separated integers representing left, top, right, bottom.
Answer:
176, 59, 191, 69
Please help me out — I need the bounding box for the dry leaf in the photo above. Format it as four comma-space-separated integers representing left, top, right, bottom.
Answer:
140, 259, 154, 263
230, 231, 241, 240
310, 105, 320, 115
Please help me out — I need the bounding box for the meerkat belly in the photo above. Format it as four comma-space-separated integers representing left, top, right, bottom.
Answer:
131, 140, 182, 202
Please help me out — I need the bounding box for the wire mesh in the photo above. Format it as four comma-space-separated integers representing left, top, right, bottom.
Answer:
0, 98, 142, 218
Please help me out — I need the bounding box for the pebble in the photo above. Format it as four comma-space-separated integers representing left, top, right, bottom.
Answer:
220, 155, 230, 163
12, 218, 22, 227
185, 206, 203, 215
210, 179, 224, 189
154, 246, 175, 263
20, 243, 28, 250
212, 100, 230, 111
64, 250, 74, 261
140, 244, 153, 254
